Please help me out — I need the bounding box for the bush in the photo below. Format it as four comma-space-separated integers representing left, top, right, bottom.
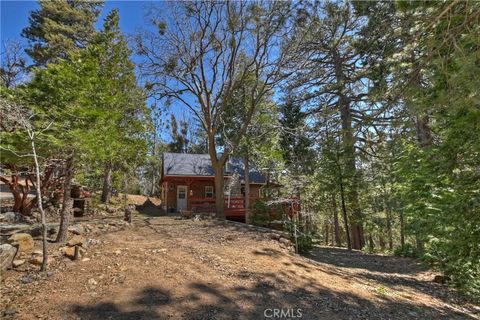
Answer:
250, 200, 271, 227
285, 219, 315, 253
393, 244, 418, 258
293, 231, 314, 253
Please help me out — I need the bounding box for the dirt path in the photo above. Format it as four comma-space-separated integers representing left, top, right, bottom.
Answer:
1, 217, 478, 320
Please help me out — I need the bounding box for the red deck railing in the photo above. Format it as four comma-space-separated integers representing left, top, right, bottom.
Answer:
189, 197, 215, 213
188, 197, 246, 219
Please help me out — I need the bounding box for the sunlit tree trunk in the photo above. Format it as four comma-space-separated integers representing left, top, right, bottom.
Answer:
333, 50, 364, 250
30, 135, 48, 271
56, 149, 75, 243
244, 153, 250, 224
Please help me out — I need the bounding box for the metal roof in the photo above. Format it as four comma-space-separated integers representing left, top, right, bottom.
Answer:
162, 153, 266, 184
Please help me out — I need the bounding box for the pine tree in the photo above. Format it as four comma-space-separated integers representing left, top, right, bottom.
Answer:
279, 94, 313, 176
22, 0, 103, 66
91, 9, 148, 203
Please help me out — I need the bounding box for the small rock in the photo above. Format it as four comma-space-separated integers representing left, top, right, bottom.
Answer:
29, 224, 44, 237
47, 271, 54, 277
63, 246, 75, 258
67, 235, 86, 247
29, 256, 43, 266
1, 212, 25, 223
32, 249, 43, 256
433, 275, 450, 284
19, 275, 34, 284
114, 250, 121, 255
8, 233, 34, 253
88, 278, 98, 286
267, 233, 281, 241
63, 246, 86, 259
68, 225, 85, 235
82, 258, 91, 262
106, 207, 116, 214
0, 244, 18, 271
12, 259, 25, 267
278, 237, 290, 245
4, 308, 16, 316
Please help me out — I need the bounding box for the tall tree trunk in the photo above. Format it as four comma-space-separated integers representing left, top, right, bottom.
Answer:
400, 210, 405, 250
368, 234, 375, 253
101, 164, 112, 203
413, 115, 431, 256
325, 223, 329, 245
333, 50, 364, 250
339, 176, 351, 250
208, 132, 227, 220
213, 165, 225, 219
386, 206, 393, 250
244, 152, 250, 224
416, 115, 433, 148
379, 235, 386, 251
382, 186, 394, 250
56, 150, 75, 243
332, 193, 342, 247
150, 130, 157, 196
150, 173, 156, 196
30, 135, 48, 271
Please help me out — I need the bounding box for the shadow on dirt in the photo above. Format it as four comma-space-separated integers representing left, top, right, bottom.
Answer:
298, 246, 470, 310
304, 246, 427, 275
69, 271, 473, 320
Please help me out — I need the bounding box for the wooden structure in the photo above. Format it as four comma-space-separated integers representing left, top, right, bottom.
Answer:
160, 153, 266, 221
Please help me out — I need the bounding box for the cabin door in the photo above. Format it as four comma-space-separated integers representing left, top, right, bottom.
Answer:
177, 185, 188, 211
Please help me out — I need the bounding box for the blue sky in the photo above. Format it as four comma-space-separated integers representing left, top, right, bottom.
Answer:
1, 1, 193, 140
1, 1, 153, 48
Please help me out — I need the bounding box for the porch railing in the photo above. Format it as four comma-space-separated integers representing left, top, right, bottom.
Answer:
189, 197, 215, 213
188, 197, 246, 214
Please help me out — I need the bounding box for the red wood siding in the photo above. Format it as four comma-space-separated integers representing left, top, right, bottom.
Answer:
161, 176, 263, 215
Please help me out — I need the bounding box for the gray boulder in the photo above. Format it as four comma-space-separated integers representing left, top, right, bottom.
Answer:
0, 212, 25, 223
0, 243, 18, 271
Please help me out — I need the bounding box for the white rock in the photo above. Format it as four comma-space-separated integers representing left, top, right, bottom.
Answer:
12, 259, 25, 267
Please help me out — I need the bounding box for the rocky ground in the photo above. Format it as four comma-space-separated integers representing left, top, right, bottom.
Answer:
1, 215, 479, 320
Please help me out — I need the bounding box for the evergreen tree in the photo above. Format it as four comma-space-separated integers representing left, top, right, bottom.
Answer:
89, 9, 148, 203
22, 0, 103, 66
279, 94, 313, 176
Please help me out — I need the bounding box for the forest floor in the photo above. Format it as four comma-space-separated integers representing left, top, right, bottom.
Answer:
1, 215, 479, 320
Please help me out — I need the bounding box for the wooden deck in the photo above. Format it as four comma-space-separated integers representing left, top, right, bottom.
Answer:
189, 197, 246, 222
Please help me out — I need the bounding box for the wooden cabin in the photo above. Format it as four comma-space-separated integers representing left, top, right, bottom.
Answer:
160, 153, 266, 221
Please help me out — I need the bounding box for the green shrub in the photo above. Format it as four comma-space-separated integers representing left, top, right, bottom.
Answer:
393, 244, 418, 258
293, 231, 314, 253
250, 200, 271, 227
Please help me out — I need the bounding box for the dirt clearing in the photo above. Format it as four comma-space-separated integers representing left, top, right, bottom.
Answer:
1, 217, 478, 320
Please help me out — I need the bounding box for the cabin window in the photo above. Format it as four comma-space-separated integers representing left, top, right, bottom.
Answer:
205, 186, 214, 198
178, 186, 186, 199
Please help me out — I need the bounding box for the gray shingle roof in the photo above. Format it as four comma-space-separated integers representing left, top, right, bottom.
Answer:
162, 153, 266, 184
